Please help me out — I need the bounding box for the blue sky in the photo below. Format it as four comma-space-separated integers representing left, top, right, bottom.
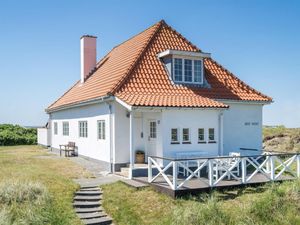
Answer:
0, 0, 299, 127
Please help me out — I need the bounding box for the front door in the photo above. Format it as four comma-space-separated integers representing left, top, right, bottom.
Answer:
147, 120, 157, 158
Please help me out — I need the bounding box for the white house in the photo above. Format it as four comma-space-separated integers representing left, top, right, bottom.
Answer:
41, 20, 272, 178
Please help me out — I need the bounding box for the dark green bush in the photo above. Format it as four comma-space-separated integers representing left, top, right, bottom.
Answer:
0, 124, 37, 146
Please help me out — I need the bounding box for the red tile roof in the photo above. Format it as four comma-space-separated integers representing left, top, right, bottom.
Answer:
47, 20, 272, 111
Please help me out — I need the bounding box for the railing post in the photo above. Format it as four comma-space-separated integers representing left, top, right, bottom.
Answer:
208, 159, 214, 187
148, 157, 152, 182
172, 161, 177, 190
241, 157, 247, 184
297, 155, 300, 178
270, 155, 275, 181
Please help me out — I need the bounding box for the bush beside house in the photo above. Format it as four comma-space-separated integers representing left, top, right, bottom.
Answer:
0, 124, 37, 146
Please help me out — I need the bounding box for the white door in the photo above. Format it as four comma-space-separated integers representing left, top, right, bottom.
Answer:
147, 120, 157, 158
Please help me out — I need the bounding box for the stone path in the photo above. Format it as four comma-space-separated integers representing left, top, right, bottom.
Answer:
73, 185, 113, 225
46, 148, 122, 224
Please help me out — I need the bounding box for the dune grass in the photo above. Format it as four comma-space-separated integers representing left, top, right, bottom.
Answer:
102, 180, 300, 225
0, 145, 91, 225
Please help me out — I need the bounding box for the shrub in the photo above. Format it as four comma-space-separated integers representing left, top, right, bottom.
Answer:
0, 124, 37, 146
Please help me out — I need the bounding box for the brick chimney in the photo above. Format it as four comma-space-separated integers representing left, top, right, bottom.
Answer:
80, 35, 97, 83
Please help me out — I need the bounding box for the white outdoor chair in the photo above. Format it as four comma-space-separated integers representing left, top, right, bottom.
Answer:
213, 152, 241, 180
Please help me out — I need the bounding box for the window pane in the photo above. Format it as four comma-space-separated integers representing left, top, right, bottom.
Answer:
63, 122, 69, 136
171, 128, 178, 142
79, 121, 88, 138
194, 60, 202, 83
198, 128, 204, 141
98, 120, 105, 140
184, 59, 192, 82
174, 58, 182, 81
182, 128, 190, 142
150, 121, 157, 138
209, 128, 215, 141
54, 122, 57, 135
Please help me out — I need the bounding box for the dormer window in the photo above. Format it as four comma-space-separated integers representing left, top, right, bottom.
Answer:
173, 58, 203, 84
158, 50, 210, 85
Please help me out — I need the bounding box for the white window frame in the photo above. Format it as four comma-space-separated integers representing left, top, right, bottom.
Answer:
54, 122, 58, 135
79, 121, 88, 138
182, 128, 190, 143
62, 121, 69, 136
171, 128, 180, 143
97, 120, 106, 140
198, 128, 205, 142
208, 128, 215, 142
149, 121, 157, 139
172, 57, 204, 84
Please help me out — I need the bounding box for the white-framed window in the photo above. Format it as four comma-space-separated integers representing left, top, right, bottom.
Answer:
149, 121, 157, 138
62, 122, 69, 136
198, 128, 205, 142
184, 59, 192, 82
194, 60, 202, 82
172, 58, 203, 84
171, 128, 179, 143
208, 128, 215, 142
97, 120, 105, 140
54, 122, 58, 135
79, 121, 88, 138
174, 58, 183, 82
182, 128, 190, 143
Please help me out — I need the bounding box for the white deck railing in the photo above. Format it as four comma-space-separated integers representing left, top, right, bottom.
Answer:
148, 152, 300, 190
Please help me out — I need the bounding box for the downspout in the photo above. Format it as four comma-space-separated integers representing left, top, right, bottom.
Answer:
108, 103, 114, 173
218, 111, 224, 156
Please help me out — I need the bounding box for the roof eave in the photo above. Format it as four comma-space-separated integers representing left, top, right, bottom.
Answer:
45, 95, 114, 113
216, 99, 273, 105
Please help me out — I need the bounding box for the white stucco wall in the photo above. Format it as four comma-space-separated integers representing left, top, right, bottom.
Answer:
222, 102, 263, 155
37, 128, 50, 146
161, 109, 221, 158
49, 103, 112, 163
113, 102, 130, 164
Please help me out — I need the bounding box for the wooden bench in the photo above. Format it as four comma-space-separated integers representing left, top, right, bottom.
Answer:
59, 142, 76, 157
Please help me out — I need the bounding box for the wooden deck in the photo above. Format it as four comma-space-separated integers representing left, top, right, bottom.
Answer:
135, 174, 296, 198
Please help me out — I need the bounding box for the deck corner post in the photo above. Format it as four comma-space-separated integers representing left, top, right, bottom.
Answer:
270, 155, 275, 181
172, 161, 178, 190
208, 159, 214, 187
241, 157, 247, 184
297, 155, 300, 178
148, 157, 152, 182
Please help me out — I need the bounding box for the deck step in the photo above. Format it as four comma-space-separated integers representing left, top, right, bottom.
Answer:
75, 207, 103, 213
74, 195, 102, 201
76, 190, 103, 195
82, 216, 112, 225
121, 179, 149, 189
77, 212, 107, 219
73, 201, 100, 208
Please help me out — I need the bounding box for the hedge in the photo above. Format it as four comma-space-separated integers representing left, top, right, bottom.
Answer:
0, 124, 37, 146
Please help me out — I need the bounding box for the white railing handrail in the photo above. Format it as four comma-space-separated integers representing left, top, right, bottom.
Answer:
148, 153, 300, 191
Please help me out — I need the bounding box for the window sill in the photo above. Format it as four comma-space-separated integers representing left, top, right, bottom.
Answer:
182, 141, 191, 144
171, 142, 180, 145
198, 141, 207, 144
208, 141, 217, 144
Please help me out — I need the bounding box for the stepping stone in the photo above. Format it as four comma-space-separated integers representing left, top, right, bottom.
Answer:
82, 216, 112, 225
75, 207, 103, 214
80, 187, 101, 191
77, 212, 107, 219
74, 195, 102, 201
76, 190, 103, 195
73, 201, 101, 208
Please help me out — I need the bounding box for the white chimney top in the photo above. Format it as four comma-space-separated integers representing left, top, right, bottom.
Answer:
80, 35, 97, 83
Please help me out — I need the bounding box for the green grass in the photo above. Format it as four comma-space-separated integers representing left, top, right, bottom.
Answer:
0, 145, 91, 225
102, 181, 300, 225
